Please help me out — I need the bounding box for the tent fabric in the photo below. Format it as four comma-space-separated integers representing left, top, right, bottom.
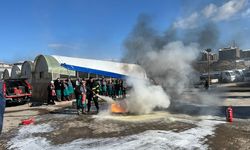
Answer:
61, 63, 126, 79
52, 55, 146, 79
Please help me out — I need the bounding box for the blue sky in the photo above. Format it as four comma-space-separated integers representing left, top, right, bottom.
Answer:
0, 0, 250, 63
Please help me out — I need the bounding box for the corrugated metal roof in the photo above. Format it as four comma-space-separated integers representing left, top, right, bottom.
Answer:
34, 55, 75, 76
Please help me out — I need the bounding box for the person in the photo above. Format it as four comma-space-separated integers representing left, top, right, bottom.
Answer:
63, 80, 70, 101
114, 79, 119, 98
107, 80, 112, 97
81, 80, 87, 113
102, 79, 107, 96
118, 80, 123, 98
86, 77, 99, 113
98, 79, 103, 95
60, 80, 65, 101
75, 80, 87, 114
111, 79, 116, 98
122, 80, 127, 98
67, 78, 74, 100
47, 81, 56, 105
54, 78, 62, 101
204, 79, 209, 90
75, 81, 81, 114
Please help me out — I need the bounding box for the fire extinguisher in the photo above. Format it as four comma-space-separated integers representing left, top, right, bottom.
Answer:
226, 106, 233, 122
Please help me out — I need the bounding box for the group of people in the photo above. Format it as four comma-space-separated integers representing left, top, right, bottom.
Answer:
75, 77, 100, 114
98, 78, 126, 98
47, 78, 74, 105
47, 77, 127, 114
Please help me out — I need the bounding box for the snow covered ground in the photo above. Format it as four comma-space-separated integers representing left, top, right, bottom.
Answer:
8, 119, 223, 150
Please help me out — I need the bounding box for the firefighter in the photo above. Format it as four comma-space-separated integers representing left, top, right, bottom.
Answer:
86, 77, 99, 113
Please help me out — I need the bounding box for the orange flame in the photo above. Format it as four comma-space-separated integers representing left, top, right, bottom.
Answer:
111, 103, 126, 113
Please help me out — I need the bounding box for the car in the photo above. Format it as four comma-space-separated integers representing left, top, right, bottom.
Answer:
221, 71, 236, 83
200, 72, 221, 84
0, 79, 32, 104
234, 69, 245, 82
244, 71, 250, 82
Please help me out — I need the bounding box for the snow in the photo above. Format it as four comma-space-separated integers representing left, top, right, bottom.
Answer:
8, 120, 223, 150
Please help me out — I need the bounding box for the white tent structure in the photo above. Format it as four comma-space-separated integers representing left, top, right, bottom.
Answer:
3, 68, 12, 80
21, 61, 34, 83
31, 54, 146, 105
52, 55, 147, 79
11, 64, 22, 79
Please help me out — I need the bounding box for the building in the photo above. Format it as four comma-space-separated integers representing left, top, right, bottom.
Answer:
219, 47, 240, 61
210, 53, 218, 61
240, 49, 250, 60
199, 51, 218, 62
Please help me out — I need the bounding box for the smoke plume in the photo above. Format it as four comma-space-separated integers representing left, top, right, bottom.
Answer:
123, 14, 222, 114
126, 78, 170, 114
123, 0, 250, 114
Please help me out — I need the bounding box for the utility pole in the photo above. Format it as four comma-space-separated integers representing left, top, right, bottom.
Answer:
206, 49, 212, 85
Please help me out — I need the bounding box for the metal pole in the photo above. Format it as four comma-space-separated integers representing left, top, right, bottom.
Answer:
208, 52, 210, 85
234, 49, 237, 70
206, 49, 212, 86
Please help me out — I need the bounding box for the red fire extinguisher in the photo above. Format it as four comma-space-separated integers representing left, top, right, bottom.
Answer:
226, 106, 233, 122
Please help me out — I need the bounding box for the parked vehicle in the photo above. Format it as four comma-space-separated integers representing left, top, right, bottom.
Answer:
200, 72, 221, 83
0, 79, 32, 104
221, 70, 236, 83
244, 71, 250, 82
234, 69, 245, 82
0, 81, 5, 134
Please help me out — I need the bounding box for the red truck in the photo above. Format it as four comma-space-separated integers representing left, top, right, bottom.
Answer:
0, 79, 32, 104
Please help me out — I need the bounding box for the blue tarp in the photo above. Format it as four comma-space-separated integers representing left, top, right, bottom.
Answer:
61, 63, 127, 79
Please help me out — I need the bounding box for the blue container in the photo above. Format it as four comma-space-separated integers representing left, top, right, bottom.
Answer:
0, 81, 6, 134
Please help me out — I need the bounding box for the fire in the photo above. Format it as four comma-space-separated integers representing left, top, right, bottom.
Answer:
111, 102, 126, 113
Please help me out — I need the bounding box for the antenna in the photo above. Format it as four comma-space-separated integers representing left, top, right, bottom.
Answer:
233, 40, 236, 48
